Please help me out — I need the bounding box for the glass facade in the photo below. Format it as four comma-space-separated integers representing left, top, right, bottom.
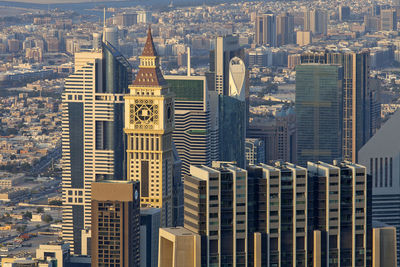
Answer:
296, 64, 343, 166
167, 79, 204, 102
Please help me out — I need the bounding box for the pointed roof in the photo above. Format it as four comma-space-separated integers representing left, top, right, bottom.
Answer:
132, 26, 166, 87
142, 26, 158, 57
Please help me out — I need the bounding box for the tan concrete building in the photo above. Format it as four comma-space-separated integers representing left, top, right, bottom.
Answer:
158, 227, 201, 267
296, 31, 312, 46
373, 227, 397, 267
91, 180, 140, 267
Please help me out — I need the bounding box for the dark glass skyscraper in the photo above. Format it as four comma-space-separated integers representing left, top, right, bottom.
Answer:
62, 41, 131, 254
296, 64, 343, 166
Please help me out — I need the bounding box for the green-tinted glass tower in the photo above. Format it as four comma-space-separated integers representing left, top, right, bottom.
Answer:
296, 64, 343, 166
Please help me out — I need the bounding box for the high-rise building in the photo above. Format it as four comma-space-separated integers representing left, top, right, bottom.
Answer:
92, 32, 102, 50
247, 162, 309, 266
358, 110, 400, 265
104, 27, 118, 48
158, 227, 201, 267
140, 208, 161, 267
91, 180, 140, 267
301, 50, 373, 163
248, 160, 372, 267
338, 6, 351, 21
296, 31, 312, 46
165, 75, 219, 176
380, 9, 397, 31
304, 9, 328, 35
124, 27, 174, 227
276, 12, 294, 46
245, 138, 265, 165
255, 14, 276, 47
307, 161, 372, 267
62, 41, 131, 253
184, 162, 248, 266
209, 35, 245, 96
296, 64, 343, 166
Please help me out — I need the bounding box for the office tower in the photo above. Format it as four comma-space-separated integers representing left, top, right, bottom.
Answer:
184, 162, 248, 266
295, 64, 343, 166
91, 180, 140, 267
304, 9, 328, 35
104, 27, 118, 48
276, 12, 294, 46
247, 106, 296, 163
301, 50, 373, 163
209, 35, 245, 95
172, 146, 183, 227
229, 57, 247, 100
369, 5, 381, 16
339, 6, 351, 21
219, 95, 246, 167
165, 75, 219, 176
364, 15, 381, 32
247, 162, 309, 266
245, 138, 265, 165
140, 208, 161, 267
307, 161, 372, 267
124, 27, 174, 227
255, 14, 276, 46
296, 31, 312, 46
380, 9, 397, 31
358, 110, 400, 265
62, 41, 131, 253
373, 227, 397, 267
158, 227, 201, 267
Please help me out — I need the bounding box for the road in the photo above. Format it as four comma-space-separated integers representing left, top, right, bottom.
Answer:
30, 144, 61, 175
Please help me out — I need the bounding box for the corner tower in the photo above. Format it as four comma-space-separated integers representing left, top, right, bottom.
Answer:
124, 27, 174, 227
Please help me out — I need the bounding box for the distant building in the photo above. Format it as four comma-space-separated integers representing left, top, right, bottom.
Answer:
245, 138, 265, 165
276, 12, 295, 46
338, 6, 351, 21
304, 9, 328, 35
255, 14, 276, 46
380, 9, 397, 31
296, 31, 312, 46
36, 242, 70, 266
158, 227, 201, 267
91, 180, 140, 267
104, 27, 118, 48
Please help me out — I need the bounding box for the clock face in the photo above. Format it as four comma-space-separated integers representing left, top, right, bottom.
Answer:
129, 101, 159, 127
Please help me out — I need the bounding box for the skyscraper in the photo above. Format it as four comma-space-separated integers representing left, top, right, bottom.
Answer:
301, 50, 373, 163
304, 9, 328, 35
255, 14, 276, 47
358, 110, 400, 265
62, 41, 131, 254
338, 6, 351, 21
276, 12, 294, 46
124, 27, 174, 227
91, 180, 140, 267
296, 64, 343, 166
209, 35, 245, 96
140, 208, 161, 267
184, 162, 248, 266
380, 9, 397, 31
165, 75, 219, 176
307, 161, 372, 267
247, 162, 309, 266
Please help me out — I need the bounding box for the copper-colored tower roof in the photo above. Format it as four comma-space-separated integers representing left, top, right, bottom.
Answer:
142, 26, 158, 57
132, 26, 166, 87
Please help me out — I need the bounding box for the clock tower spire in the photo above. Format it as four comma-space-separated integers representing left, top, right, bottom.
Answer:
124, 26, 174, 227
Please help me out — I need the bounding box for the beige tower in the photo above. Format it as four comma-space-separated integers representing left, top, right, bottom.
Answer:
124, 27, 174, 227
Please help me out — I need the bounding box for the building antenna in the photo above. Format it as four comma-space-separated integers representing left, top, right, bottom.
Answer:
103, 8, 106, 42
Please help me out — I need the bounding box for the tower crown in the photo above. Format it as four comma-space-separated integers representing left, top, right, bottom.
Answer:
132, 26, 166, 87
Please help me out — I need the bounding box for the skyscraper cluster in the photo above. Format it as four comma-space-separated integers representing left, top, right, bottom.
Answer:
59, 23, 395, 267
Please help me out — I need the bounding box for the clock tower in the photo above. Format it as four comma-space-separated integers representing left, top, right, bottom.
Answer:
124, 27, 174, 227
